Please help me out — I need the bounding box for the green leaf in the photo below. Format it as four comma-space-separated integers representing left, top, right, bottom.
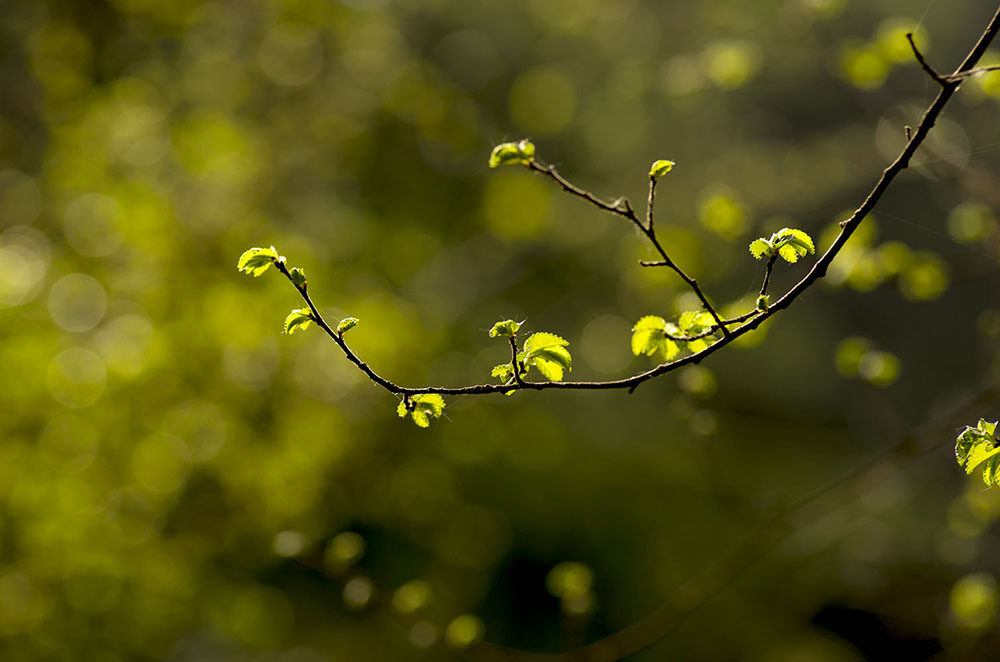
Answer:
407, 394, 446, 428
283, 308, 314, 335
491, 364, 514, 382
756, 295, 770, 312
631, 315, 667, 356
518, 332, 572, 382
337, 317, 359, 334
237, 246, 279, 277
289, 267, 307, 288
413, 393, 445, 417
488, 139, 535, 168
527, 355, 565, 381
398, 394, 447, 428
489, 319, 522, 338
956, 419, 1000, 486
660, 338, 680, 360
523, 332, 568, 353
775, 227, 815, 254
649, 159, 676, 180
532, 345, 572, 371
687, 339, 709, 353
749, 238, 772, 260
777, 244, 801, 263
411, 409, 431, 428
631, 316, 681, 363
678, 311, 713, 334
771, 227, 815, 263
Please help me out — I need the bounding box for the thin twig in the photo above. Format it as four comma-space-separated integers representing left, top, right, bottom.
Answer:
527, 161, 641, 224
945, 63, 1000, 80
509, 336, 527, 388
526, 160, 729, 334
906, 32, 948, 85
759, 255, 778, 298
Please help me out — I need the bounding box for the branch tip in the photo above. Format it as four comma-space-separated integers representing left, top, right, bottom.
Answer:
907, 32, 948, 85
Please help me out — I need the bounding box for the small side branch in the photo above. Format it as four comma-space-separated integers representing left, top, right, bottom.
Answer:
526, 159, 729, 335
526, 161, 641, 224
945, 64, 1000, 81
759, 256, 778, 298
907, 32, 948, 85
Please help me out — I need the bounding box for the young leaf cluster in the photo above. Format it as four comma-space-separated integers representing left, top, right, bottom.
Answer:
488, 319, 522, 338
490, 326, 573, 388
630, 312, 717, 362
955, 419, 1000, 486
398, 394, 446, 429
749, 228, 815, 264
520, 332, 572, 381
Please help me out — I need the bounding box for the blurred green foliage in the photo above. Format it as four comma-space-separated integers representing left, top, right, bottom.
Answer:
2, 0, 1000, 659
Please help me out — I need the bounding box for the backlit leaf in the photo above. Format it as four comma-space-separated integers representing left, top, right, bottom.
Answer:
237, 246, 279, 277
283, 308, 314, 334
489, 139, 535, 168
749, 238, 772, 260
489, 319, 522, 338
649, 159, 675, 180
956, 419, 1000, 486
523, 332, 568, 353
289, 267, 307, 288
337, 317, 359, 334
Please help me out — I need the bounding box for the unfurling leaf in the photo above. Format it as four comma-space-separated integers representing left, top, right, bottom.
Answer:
956, 419, 1000, 486
284, 308, 314, 334
289, 267, 307, 288
649, 159, 676, 180
756, 295, 770, 312
489, 319, 522, 338
748, 228, 815, 263
772, 227, 815, 263
401, 394, 447, 428
749, 238, 771, 260
337, 317, 359, 334
237, 246, 279, 277
489, 139, 535, 168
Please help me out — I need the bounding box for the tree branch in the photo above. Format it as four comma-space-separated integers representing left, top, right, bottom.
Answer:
526, 160, 729, 334
259, 7, 1000, 404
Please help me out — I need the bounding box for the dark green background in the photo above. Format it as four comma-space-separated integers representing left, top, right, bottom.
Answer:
2, 0, 1000, 659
